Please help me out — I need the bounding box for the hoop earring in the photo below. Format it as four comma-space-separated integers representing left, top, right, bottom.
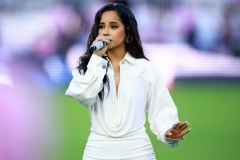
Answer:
90, 35, 94, 41
125, 37, 129, 43
125, 26, 131, 44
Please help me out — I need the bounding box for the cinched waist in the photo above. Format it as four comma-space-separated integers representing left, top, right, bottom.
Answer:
88, 127, 150, 141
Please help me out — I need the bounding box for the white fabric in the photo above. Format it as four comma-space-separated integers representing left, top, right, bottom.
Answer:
65, 52, 180, 159
83, 133, 156, 160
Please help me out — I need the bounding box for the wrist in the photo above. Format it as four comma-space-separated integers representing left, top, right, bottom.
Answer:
93, 51, 103, 57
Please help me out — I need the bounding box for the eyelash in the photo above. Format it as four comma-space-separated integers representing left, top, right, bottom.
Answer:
98, 26, 118, 29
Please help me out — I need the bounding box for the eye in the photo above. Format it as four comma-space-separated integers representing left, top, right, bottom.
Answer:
111, 26, 118, 29
98, 25, 104, 29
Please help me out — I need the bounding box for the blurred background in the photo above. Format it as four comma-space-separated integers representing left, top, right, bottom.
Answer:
0, 0, 240, 160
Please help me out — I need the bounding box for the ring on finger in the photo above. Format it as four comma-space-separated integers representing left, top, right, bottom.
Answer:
173, 126, 178, 129
173, 124, 178, 129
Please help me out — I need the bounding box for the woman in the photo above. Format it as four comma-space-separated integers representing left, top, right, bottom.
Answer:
65, 3, 190, 160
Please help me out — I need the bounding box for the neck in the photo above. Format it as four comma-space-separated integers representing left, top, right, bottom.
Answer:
106, 46, 126, 64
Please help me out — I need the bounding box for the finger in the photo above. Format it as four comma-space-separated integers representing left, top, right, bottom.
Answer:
92, 36, 102, 44
180, 129, 191, 137
93, 35, 110, 44
179, 123, 189, 132
93, 35, 101, 43
103, 37, 110, 44
180, 124, 189, 132
173, 122, 181, 129
178, 121, 188, 127
177, 121, 189, 130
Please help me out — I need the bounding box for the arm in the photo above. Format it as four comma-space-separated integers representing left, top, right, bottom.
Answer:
65, 54, 108, 107
146, 74, 180, 147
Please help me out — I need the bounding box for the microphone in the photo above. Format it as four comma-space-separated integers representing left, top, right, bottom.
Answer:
90, 38, 110, 52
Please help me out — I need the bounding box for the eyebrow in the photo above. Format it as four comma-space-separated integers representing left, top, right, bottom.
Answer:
99, 21, 119, 25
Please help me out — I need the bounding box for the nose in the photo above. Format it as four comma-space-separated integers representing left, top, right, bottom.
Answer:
103, 27, 109, 36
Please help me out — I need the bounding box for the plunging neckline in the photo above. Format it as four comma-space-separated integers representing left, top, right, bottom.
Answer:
114, 69, 120, 97
109, 61, 120, 97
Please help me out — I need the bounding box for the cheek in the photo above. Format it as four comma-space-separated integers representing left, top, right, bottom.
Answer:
98, 30, 102, 35
115, 29, 126, 39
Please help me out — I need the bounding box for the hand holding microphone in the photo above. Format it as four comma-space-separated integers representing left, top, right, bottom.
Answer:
91, 36, 110, 57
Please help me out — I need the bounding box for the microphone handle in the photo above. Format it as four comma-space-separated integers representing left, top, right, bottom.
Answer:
90, 41, 107, 52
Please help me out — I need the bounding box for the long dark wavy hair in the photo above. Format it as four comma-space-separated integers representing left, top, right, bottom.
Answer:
77, 3, 148, 100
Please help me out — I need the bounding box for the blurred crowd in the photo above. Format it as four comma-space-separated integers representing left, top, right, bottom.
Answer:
0, 0, 240, 88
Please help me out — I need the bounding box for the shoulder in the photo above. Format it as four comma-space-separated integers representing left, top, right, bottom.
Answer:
135, 58, 160, 74
133, 58, 161, 84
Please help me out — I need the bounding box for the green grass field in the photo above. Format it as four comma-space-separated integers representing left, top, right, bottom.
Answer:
49, 79, 240, 160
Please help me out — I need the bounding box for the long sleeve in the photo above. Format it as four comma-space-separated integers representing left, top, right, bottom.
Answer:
146, 73, 180, 148
65, 54, 108, 107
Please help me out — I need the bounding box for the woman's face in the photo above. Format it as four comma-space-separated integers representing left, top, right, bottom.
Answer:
98, 11, 126, 51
